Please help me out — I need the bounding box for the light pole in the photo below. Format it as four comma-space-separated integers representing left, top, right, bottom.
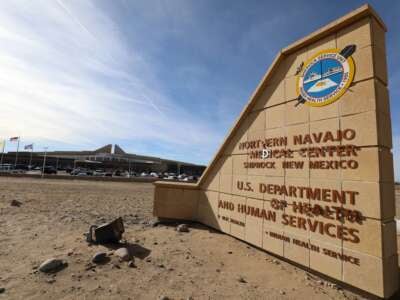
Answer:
41, 147, 48, 178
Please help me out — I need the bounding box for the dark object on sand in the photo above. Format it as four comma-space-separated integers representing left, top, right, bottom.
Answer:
86, 217, 124, 244
10, 200, 22, 207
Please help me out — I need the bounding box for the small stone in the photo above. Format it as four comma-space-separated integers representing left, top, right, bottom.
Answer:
10, 199, 22, 207
238, 276, 247, 283
159, 296, 169, 300
187, 297, 194, 300
228, 251, 233, 254
176, 224, 189, 232
157, 264, 165, 268
111, 263, 121, 269
272, 259, 280, 265
115, 248, 130, 261
0, 288, 5, 294
216, 269, 221, 273
145, 257, 152, 262
92, 252, 107, 264
66, 249, 74, 256
279, 290, 286, 295
128, 261, 136, 268
46, 278, 56, 284
39, 258, 65, 273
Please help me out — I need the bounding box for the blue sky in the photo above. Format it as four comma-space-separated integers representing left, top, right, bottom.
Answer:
0, 0, 398, 179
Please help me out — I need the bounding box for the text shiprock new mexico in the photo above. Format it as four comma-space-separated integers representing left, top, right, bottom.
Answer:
153, 5, 397, 298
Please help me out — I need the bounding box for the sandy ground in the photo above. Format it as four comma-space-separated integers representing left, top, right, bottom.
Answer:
0, 178, 397, 300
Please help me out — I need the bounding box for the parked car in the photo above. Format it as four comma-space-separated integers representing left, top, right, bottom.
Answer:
42, 166, 57, 174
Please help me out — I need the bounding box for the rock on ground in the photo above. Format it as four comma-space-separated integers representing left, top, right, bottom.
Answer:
176, 224, 189, 232
39, 258, 65, 273
91, 252, 107, 263
114, 247, 130, 261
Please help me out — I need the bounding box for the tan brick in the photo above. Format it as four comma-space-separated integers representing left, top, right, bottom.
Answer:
310, 118, 340, 147
341, 147, 393, 182
230, 195, 246, 239
154, 187, 197, 220
266, 104, 285, 129
374, 79, 390, 116
220, 174, 232, 194
247, 110, 266, 133
377, 112, 392, 149
231, 175, 247, 197
341, 180, 394, 220
283, 48, 307, 79
285, 100, 309, 126
337, 17, 372, 50
342, 218, 392, 258
253, 80, 285, 110
371, 18, 386, 51
244, 198, 264, 247
373, 43, 388, 85
309, 240, 342, 280
284, 150, 309, 179
352, 46, 374, 82
242, 175, 267, 200
232, 154, 247, 176
284, 177, 309, 206
286, 123, 309, 151
201, 171, 219, 191
283, 232, 310, 267
197, 191, 220, 230
342, 250, 398, 298
285, 75, 298, 101
339, 79, 376, 116
310, 100, 339, 121
259, 176, 285, 202
310, 154, 341, 180
262, 227, 284, 256
306, 34, 336, 59
219, 155, 233, 175
224, 119, 248, 155
218, 193, 232, 233
340, 111, 378, 147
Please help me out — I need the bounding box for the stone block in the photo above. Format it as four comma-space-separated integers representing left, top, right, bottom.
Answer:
230, 195, 246, 239
219, 174, 232, 194
286, 123, 310, 151
154, 187, 198, 220
244, 197, 265, 247
339, 79, 376, 116
266, 104, 285, 129
232, 154, 248, 176
337, 17, 372, 50
285, 75, 298, 101
342, 250, 398, 298
341, 180, 394, 220
306, 34, 336, 59
309, 239, 342, 280
310, 100, 339, 121
218, 193, 232, 233
197, 191, 220, 230
352, 46, 374, 82
262, 227, 284, 256
247, 110, 266, 133
283, 232, 310, 267
285, 100, 309, 126
253, 80, 285, 110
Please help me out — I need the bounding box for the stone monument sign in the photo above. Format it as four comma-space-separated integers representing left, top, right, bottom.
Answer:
153, 5, 398, 298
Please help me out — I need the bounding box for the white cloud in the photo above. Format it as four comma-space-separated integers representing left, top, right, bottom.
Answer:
0, 0, 221, 163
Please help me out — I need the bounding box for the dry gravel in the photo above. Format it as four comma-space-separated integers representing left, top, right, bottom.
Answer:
0, 177, 396, 299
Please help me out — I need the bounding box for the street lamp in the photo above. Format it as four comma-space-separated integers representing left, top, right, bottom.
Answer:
41, 147, 48, 178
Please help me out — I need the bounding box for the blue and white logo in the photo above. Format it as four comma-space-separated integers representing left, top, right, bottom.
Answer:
297, 47, 355, 107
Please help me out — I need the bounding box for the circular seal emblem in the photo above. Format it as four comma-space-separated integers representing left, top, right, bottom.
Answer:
296, 48, 355, 107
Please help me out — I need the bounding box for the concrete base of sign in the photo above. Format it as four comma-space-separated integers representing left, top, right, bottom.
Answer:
153, 5, 398, 298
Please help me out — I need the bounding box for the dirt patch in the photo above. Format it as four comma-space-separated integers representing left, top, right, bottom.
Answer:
0, 177, 380, 299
